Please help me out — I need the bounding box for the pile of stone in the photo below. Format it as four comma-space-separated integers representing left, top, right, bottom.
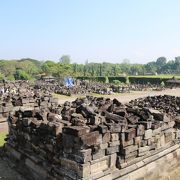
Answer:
4, 95, 180, 180
36, 81, 130, 96
0, 80, 58, 129
34, 79, 166, 97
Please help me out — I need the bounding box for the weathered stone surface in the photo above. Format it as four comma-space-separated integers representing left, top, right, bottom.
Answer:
106, 146, 119, 155
144, 129, 153, 139
2, 92, 180, 180
110, 133, 119, 141
102, 132, 110, 144
125, 128, 136, 141
80, 131, 100, 146
90, 156, 109, 174
63, 126, 90, 136
121, 145, 138, 155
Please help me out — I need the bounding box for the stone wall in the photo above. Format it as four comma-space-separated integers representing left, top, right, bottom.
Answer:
2, 94, 180, 180
111, 144, 180, 180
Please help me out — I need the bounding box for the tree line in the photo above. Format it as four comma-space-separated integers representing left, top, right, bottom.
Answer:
0, 56, 179, 80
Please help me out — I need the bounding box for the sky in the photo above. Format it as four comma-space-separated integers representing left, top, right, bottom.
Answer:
1, 0, 180, 64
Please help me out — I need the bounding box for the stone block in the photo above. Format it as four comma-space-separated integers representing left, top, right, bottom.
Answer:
90, 156, 110, 174
138, 146, 150, 153
137, 125, 145, 136
92, 149, 105, 160
80, 131, 100, 146
121, 145, 138, 155
152, 127, 161, 136
107, 123, 122, 133
100, 143, 108, 150
160, 134, 165, 147
121, 139, 134, 148
168, 121, 175, 128
125, 128, 136, 141
106, 146, 119, 155
109, 153, 117, 169
98, 124, 108, 134
125, 150, 138, 160
139, 121, 152, 130
108, 140, 120, 147
64, 149, 92, 163
60, 157, 90, 178
63, 126, 90, 136
111, 133, 119, 141
144, 129, 152, 139
102, 132, 110, 144
134, 136, 142, 146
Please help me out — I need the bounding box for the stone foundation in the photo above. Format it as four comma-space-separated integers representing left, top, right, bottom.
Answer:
3, 95, 180, 180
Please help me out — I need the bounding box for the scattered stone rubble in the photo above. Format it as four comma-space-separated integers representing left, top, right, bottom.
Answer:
35, 79, 164, 96
2, 93, 180, 180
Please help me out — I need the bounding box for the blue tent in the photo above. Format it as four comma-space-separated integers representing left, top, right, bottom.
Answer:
64, 77, 74, 87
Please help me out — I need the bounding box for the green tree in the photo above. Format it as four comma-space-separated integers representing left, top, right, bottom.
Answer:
17, 61, 39, 75
156, 57, 167, 66
15, 70, 32, 80
59, 55, 71, 64
41, 61, 57, 75
144, 62, 157, 74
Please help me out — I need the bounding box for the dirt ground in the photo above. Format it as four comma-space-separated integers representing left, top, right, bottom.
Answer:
0, 88, 179, 180
57, 88, 180, 104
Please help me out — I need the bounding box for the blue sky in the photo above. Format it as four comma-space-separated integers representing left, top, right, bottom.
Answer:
1, 0, 180, 64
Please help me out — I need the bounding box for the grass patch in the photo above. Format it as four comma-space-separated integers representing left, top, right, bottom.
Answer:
129, 74, 180, 78
0, 132, 7, 147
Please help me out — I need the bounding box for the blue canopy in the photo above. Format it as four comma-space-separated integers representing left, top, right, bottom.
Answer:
64, 77, 74, 87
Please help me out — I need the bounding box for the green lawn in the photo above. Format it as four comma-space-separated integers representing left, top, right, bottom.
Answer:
0, 132, 7, 147
129, 74, 180, 78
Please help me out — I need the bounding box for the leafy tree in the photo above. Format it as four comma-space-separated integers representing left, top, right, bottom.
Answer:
156, 57, 167, 73
0, 60, 16, 76
19, 58, 42, 68
156, 57, 167, 66
6, 75, 15, 81
59, 55, 71, 64
175, 57, 180, 63
52, 62, 72, 79
144, 62, 157, 74
41, 61, 57, 75
15, 70, 32, 80
17, 60, 39, 75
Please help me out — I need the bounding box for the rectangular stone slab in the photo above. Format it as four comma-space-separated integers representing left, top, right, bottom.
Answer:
63, 126, 90, 136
